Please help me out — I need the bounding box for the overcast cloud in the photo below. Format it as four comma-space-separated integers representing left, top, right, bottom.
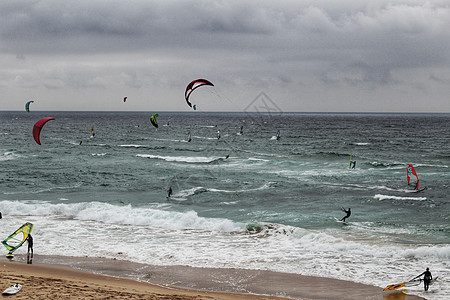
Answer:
1, 0, 449, 112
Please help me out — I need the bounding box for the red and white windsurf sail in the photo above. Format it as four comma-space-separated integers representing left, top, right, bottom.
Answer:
406, 164, 419, 190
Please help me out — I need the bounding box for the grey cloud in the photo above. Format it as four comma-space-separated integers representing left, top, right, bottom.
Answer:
1, 0, 449, 112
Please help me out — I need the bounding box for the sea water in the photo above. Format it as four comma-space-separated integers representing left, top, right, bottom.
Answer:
0, 111, 449, 299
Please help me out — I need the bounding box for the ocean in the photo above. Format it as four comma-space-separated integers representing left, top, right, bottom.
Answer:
1, 111, 449, 299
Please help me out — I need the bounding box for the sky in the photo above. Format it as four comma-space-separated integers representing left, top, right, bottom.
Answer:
1, 0, 449, 113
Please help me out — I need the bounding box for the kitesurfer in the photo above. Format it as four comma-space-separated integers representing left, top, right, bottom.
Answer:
413, 268, 432, 291
27, 234, 33, 264
167, 187, 172, 199
340, 207, 351, 222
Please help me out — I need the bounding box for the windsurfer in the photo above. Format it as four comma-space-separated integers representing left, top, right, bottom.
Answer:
27, 234, 33, 264
350, 160, 356, 169
413, 268, 432, 291
340, 207, 351, 222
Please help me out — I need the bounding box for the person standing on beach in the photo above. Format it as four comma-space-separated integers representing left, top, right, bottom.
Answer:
413, 267, 432, 291
340, 208, 351, 222
27, 234, 33, 264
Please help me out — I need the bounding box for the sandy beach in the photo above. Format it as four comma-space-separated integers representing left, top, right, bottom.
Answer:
0, 254, 425, 300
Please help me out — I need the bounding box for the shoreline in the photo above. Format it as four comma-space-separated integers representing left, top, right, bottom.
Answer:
1, 254, 425, 299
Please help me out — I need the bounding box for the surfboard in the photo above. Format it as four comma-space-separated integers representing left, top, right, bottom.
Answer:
412, 187, 426, 193
3, 284, 22, 295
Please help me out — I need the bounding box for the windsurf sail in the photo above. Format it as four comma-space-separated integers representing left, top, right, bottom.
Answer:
384, 279, 421, 291
33, 117, 55, 145
407, 164, 419, 190
2, 222, 33, 254
25, 100, 34, 112
348, 151, 356, 169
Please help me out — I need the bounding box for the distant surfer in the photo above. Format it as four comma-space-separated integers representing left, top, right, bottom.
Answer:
276, 130, 280, 141
413, 268, 432, 291
167, 187, 172, 199
217, 130, 220, 140
0, 211, 2, 219
340, 207, 351, 222
225, 154, 230, 159
240, 126, 243, 135
350, 160, 356, 169
27, 234, 33, 264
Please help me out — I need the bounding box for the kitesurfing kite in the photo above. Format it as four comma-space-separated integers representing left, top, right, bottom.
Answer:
150, 114, 159, 128
2, 222, 33, 258
185, 79, 214, 110
407, 164, 419, 190
33, 117, 55, 145
25, 100, 34, 112
123, 97, 127, 102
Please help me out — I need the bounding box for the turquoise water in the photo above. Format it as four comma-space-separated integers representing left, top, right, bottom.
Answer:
1, 111, 449, 299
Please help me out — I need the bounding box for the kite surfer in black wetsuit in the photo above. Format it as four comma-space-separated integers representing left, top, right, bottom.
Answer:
340, 207, 351, 222
413, 268, 432, 291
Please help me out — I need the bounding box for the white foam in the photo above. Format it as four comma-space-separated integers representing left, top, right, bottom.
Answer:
136, 154, 221, 163
0, 151, 21, 161
374, 194, 427, 201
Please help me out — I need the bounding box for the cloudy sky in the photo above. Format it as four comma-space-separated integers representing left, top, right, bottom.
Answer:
1, 0, 449, 112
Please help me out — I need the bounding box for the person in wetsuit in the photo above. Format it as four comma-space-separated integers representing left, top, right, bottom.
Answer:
413, 268, 432, 291
27, 234, 33, 264
340, 207, 351, 222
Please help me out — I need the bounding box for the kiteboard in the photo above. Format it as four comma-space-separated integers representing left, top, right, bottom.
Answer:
2, 284, 22, 295
334, 218, 348, 225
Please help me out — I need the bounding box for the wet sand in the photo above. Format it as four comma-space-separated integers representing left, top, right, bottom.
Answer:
1, 254, 424, 299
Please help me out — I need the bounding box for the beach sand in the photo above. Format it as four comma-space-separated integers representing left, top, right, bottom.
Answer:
1, 255, 424, 299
